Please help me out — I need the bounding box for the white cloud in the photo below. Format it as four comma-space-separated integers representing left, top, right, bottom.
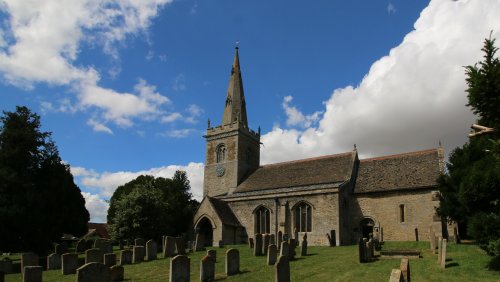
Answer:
260, 0, 500, 164
387, 2, 397, 14
82, 192, 109, 223
185, 104, 204, 123
161, 112, 183, 123
282, 95, 322, 128
171, 73, 186, 92
162, 128, 197, 138
71, 166, 99, 178
87, 118, 114, 134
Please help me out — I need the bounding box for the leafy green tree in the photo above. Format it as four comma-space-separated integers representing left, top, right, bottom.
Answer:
438, 36, 500, 259
0, 106, 89, 254
108, 172, 199, 243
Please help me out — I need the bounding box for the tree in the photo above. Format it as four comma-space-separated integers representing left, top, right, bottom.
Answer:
438, 36, 500, 259
108, 172, 199, 243
0, 106, 89, 254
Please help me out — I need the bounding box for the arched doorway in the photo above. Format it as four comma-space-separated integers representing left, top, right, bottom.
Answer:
360, 218, 375, 239
197, 217, 213, 247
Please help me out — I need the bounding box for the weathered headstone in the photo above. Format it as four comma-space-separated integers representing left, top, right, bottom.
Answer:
104, 253, 117, 267
254, 234, 263, 256
135, 238, 145, 246
267, 244, 278, 265
389, 269, 403, 282
85, 248, 103, 264
415, 228, 419, 241
77, 262, 111, 282
218, 240, 224, 248
110, 265, 124, 281
146, 240, 157, 261
207, 249, 217, 262
270, 234, 276, 245
331, 230, 337, 246
94, 238, 112, 254
47, 253, 61, 270
263, 234, 270, 256
358, 238, 366, 263
164, 236, 176, 257
437, 236, 443, 264
55, 242, 68, 255
62, 253, 79, 275
21, 253, 38, 276
23, 266, 42, 282
400, 258, 410, 282
288, 239, 296, 260
453, 227, 460, 244
441, 239, 447, 269
176, 237, 186, 255
365, 241, 372, 260
0, 259, 13, 274
133, 246, 145, 263
200, 255, 215, 282
248, 238, 254, 249
195, 233, 205, 252
277, 231, 283, 249
170, 255, 190, 282
301, 234, 308, 257
275, 255, 290, 282
119, 249, 132, 265
429, 225, 436, 253
279, 241, 289, 258
225, 248, 239, 276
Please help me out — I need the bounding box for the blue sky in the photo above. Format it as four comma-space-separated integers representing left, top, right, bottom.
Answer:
0, 0, 499, 222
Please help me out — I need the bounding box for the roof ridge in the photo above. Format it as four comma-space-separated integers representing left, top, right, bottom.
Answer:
260, 151, 355, 168
360, 148, 439, 162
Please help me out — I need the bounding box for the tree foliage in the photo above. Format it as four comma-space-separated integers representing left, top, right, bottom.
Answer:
438, 36, 500, 258
108, 172, 199, 243
0, 106, 89, 254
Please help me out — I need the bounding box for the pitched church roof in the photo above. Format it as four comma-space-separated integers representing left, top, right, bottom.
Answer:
354, 148, 443, 194
207, 197, 242, 227
234, 151, 356, 193
222, 47, 248, 127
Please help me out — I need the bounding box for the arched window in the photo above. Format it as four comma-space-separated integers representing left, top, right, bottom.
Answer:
294, 202, 312, 232
399, 204, 406, 223
254, 206, 270, 234
216, 144, 226, 163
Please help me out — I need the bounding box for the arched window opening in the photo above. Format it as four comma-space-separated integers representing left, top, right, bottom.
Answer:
399, 204, 406, 223
255, 206, 270, 234
216, 144, 226, 163
294, 202, 312, 232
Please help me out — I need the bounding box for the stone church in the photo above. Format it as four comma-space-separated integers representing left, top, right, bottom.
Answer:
193, 48, 449, 246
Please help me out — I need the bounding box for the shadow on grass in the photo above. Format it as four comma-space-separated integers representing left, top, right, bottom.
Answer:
302, 253, 318, 256
487, 256, 500, 271
446, 262, 459, 268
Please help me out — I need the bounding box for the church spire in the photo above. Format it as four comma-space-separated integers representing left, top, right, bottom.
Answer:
222, 46, 248, 127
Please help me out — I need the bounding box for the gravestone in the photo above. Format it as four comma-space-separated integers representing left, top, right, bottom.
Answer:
76, 240, 89, 253
85, 249, 103, 264
415, 228, 419, 241
21, 253, 38, 276
47, 253, 61, 270
270, 234, 276, 245
331, 230, 337, 246
176, 237, 186, 255
218, 240, 224, 248
0, 270, 4, 282
23, 266, 42, 282
195, 233, 205, 252
267, 244, 278, 265
248, 238, 254, 249
55, 242, 68, 255
453, 227, 460, 244
301, 234, 308, 256
280, 241, 289, 258
207, 249, 217, 262
146, 240, 157, 261
135, 238, 145, 246
400, 258, 410, 282
104, 253, 116, 267
277, 231, 283, 249
288, 239, 296, 260
225, 249, 239, 276
429, 225, 436, 253
358, 238, 366, 263
437, 236, 443, 264
254, 234, 263, 256
94, 239, 112, 254
110, 265, 124, 281
62, 253, 79, 275
0, 259, 13, 274
170, 255, 190, 282
164, 236, 176, 257
389, 269, 403, 282
275, 256, 290, 282
133, 246, 145, 263
365, 241, 372, 260
440, 239, 447, 269
263, 234, 270, 256
368, 239, 374, 258
200, 255, 215, 282
77, 262, 111, 282
119, 249, 132, 265
283, 233, 289, 242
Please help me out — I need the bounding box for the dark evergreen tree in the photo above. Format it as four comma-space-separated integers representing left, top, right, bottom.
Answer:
0, 106, 89, 254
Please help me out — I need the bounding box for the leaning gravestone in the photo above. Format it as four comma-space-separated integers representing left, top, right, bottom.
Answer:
135, 238, 145, 247
62, 253, 79, 275
275, 255, 290, 282
175, 237, 186, 255
47, 253, 61, 270
389, 269, 403, 282
225, 249, 239, 276
400, 258, 410, 282
254, 234, 263, 256
21, 253, 38, 276
133, 246, 145, 263
248, 238, 254, 249
77, 262, 111, 282
164, 236, 176, 257
301, 235, 308, 256
170, 255, 190, 282
85, 249, 104, 264
207, 250, 217, 262
441, 239, 447, 269
267, 244, 278, 265
119, 250, 132, 265
200, 255, 215, 282
146, 240, 157, 261
110, 265, 124, 281
0, 258, 13, 274
263, 234, 270, 256
23, 266, 42, 282
195, 233, 205, 252
288, 239, 296, 260
104, 253, 116, 267
280, 241, 289, 258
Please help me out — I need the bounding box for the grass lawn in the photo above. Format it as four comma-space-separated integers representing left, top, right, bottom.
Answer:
3, 241, 499, 281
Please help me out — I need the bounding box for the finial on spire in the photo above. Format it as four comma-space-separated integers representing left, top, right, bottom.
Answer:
235, 40, 240, 49
258, 126, 261, 135
208, 118, 211, 129
353, 144, 357, 151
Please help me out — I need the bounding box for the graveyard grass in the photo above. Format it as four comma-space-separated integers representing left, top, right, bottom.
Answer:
4, 241, 499, 281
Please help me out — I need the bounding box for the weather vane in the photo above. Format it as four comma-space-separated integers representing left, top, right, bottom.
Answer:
235, 40, 240, 49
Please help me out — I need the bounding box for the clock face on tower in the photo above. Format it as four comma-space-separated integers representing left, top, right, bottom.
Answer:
216, 165, 225, 177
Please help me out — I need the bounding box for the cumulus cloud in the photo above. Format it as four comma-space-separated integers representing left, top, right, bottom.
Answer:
282, 96, 322, 128
387, 2, 397, 14
87, 118, 113, 134
261, 0, 500, 164
82, 192, 109, 223
162, 129, 198, 138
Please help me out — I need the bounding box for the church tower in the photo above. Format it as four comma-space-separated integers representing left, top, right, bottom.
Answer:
203, 47, 260, 197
